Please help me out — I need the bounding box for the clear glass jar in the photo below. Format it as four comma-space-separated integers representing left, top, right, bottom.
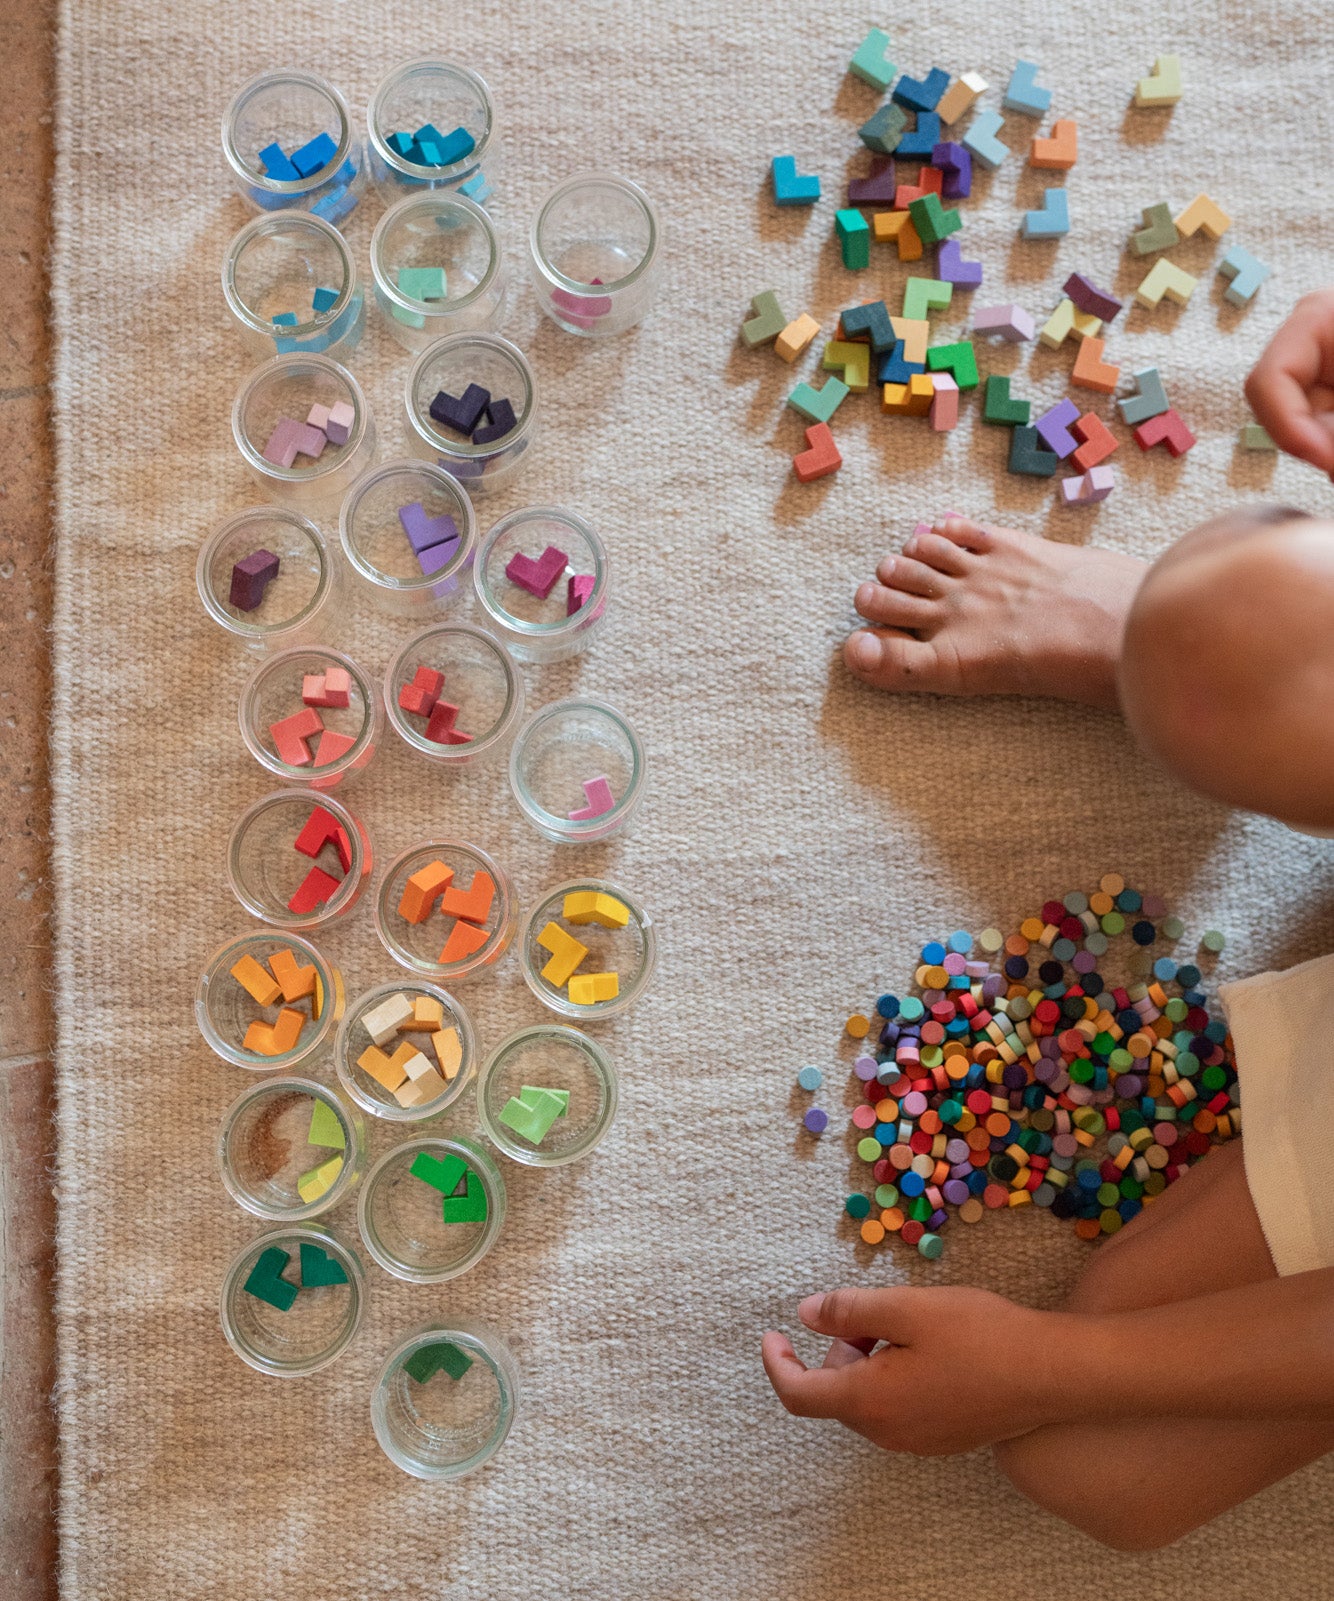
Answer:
373, 840, 515, 981
218, 1076, 367, 1220
366, 59, 500, 206
508, 698, 647, 843
238, 646, 381, 790
221, 69, 366, 222
222, 212, 364, 362
369, 192, 506, 352
404, 334, 535, 495
473, 506, 608, 662
357, 1134, 506, 1283
195, 930, 343, 1071
518, 878, 657, 1021
226, 789, 371, 931
476, 1024, 618, 1167
232, 353, 375, 510
197, 507, 339, 653
338, 459, 476, 616
529, 173, 662, 336
334, 980, 477, 1122
371, 1320, 518, 1479
220, 1224, 366, 1376
383, 622, 523, 768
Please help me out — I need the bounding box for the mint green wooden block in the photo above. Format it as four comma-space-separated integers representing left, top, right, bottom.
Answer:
787, 375, 849, 424
849, 28, 895, 91
397, 266, 448, 300
902, 277, 952, 320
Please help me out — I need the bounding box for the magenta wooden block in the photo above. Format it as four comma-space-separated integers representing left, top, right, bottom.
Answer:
567, 574, 596, 614
505, 544, 568, 599
551, 284, 612, 318
847, 157, 897, 206
261, 418, 303, 468
568, 775, 615, 821
1063, 273, 1122, 322
972, 303, 1034, 341
228, 549, 280, 611
398, 501, 460, 555
1035, 397, 1080, 458
324, 401, 354, 445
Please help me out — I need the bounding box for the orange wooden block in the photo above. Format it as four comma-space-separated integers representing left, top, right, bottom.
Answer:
1070, 412, 1119, 472
231, 953, 281, 1007
358, 1044, 406, 1091
267, 946, 317, 1003
398, 859, 455, 924
400, 995, 445, 1032
440, 870, 495, 926
871, 210, 923, 261
243, 1020, 279, 1055
1071, 335, 1121, 394
432, 1026, 463, 1079
439, 920, 490, 965
270, 1008, 306, 1053
1030, 118, 1077, 170
386, 1040, 421, 1076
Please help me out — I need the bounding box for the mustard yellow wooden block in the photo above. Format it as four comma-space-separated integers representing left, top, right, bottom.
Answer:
881, 382, 910, 414
297, 1154, 343, 1204
906, 373, 934, 415
1071, 307, 1101, 338
774, 313, 820, 363
891, 315, 929, 365
538, 922, 590, 986
400, 995, 445, 1032
871, 210, 923, 261
394, 1065, 447, 1107
313, 973, 324, 1021
231, 953, 282, 1007
563, 892, 629, 928
358, 1044, 406, 1091
567, 971, 620, 1006
1174, 193, 1231, 240
432, 1026, 463, 1080
1039, 298, 1076, 347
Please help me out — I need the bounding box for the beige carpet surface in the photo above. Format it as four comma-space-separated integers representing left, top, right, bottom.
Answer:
52, 0, 1334, 1595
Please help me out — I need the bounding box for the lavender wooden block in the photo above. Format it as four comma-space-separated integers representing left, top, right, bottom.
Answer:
398, 501, 461, 554
936, 239, 983, 288
229, 549, 280, 611
847, 157, 897, 207
324, 401, 354, 445
472, 397, 517, 445
430, 383, 491, 436
932, 142, 972, 199
973, 303, 1035, 342
261, 418, 303, 468
1063, 273, 1123, 322
417, 537, 461, 577
1035, 397, 1080, 458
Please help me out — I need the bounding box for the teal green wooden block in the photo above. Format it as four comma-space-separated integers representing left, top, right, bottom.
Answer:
835, 209, 870, 271
243, 1246, 298, 1313
404, 1340, 474, 1384
397, 266, 448, 300
298, 1241, 348, 1287
849, 28, 895, 91
925, 341, 977, 389
307, 1097, 346, 1151
982, 374, 1031, 425
902, 277, 952, 320
907, 193, 961, 246
787, 375, 849, 424
741, 289, 787, 347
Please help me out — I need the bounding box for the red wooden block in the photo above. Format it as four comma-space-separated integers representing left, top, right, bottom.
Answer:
293, 804, 348, 864
440, 870, 495, 925
287, 865, 342, 915
1071, 335, 1121, 394
303, 666, 351, 708
397, 664, 444, 718
1070, 412, 1119, 472
793, 423, 841, 483
270, 707, 323, 766
424, 700, 474, 745
313, 729, 357, 766
439, 919, 490, 964
1134, 407, 1196, 457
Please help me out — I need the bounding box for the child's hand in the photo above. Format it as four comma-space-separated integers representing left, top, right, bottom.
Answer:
1244, 289, 1334, 478
762, 1285, 1063, 1454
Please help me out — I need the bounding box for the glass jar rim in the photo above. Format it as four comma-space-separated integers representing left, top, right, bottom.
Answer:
197, 505, 333, 641
508, 697, 647, 833
232, 353, 370, 483
473, 507, 607, 638
220, 1224, 365, 1375
338, 456, 478, 594
238, 645, 379, 781
221, 212, 358, 338
369, 191, 500, 318
405, 333, 536, 459
221, 68, 355, 194
366, 57, 495, 178
217, 1075, 361, 1219
383, 621, 523, 760
334, 978, 477, 1121
357, 1134, 505, 1282
529, 172, 661, 294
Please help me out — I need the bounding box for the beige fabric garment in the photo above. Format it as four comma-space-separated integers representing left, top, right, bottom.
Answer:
52, 0, 1334, 1596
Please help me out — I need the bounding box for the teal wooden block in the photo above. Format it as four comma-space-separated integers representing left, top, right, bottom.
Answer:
787, 375, 849, 424
1116, 366, 1170, 425
1131, 202, 1180, 255
908, 192, 961, 246
835, 209, 870, 271
1218, 244, 1272, 305
859, 103, 909, 155
982, 374, 1031, 425
404, 1340, 474, 1383
741, 290, 787, 347
771, 155, 821, 206
298, 1241, 348, 1287
1021, 187, 1069, 239
441, 1168, 488, 1223
839, 299, 894, 353
962, 109, 1007, 170
849, 28, 895, 91
902, 277, 952, 320
1003, 60, 1052, 115
243, 1246, 298, 1312
397, 266, 448, 301
925, 341, 978, 389
410, 1150, 468, 1195
1008, 425, 1060, 477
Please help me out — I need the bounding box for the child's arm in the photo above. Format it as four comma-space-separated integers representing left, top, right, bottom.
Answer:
762, 1269, 1334, 1455
1244, 288, 1334, 477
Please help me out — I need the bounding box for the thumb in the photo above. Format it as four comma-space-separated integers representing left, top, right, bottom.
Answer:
798, 1286, 918, 1343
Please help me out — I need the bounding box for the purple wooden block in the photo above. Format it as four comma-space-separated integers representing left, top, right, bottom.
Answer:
261, 418, 302, 468
417, 537, 461, 576
1063, 272, 1123, 322
973, 303, 1035, 342
228, 548, 280, 611
293, 422, 327, 460
1035, 397, 1080, 458
398, 501, 460, 555
472, 397, 516, 446
931, 141, 972, 199
936, 238, 983, 288
846, 156, 898, 206
429, 382, 491, 436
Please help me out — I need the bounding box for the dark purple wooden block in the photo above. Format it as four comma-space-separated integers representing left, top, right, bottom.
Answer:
471, 397, 517, 446
932, 141, 972, 199
429, 382, 491, 436
1063, 273, 1123, 322
398, 501, 460, 555
846, 156, 897, 206
229, 549, 280, 612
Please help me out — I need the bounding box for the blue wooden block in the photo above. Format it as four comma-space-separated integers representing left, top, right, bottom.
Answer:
258, 142, 300, 181
311, 186, 358, 225
840, 300, 895, 353
1218, 244, 1272, 306
1003, 60, 1052, 115
311, 286, 339, 314
291, 132, 337, 177
1035, 397, 1080, 457
434, 126, 477, 165
459, 172, 492, 203
387, 131, 416, 159
896, 112, 941, 159
772, 155, 821, 206
1116, 366, 1171, 425
271, 312, 299, 327
932, 141, 972, 199
859, 103, 909, 155
1008, 425, 1060, 477
849, 28, 896, 91
1021, 187, 1069, 238
893, 67, 949, 112
962, 110, 1007, 169
877, 342, 925, 384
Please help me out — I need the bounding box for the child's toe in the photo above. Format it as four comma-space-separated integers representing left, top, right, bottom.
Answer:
855, 580, 939, 630
904, 531, 972, 576
844, 628, 953, 691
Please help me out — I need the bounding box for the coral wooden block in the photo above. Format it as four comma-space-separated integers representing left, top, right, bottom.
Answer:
425, 700, 473, 745
1071, 335, 1121, 394
792, 423, 841, 482
293, 806, 349, 866
398, 664, 444, 718
270, 707, 323, 767
1134, 407, 1196, 456
1030, 118, 1077, 170
928, 374, 959, 431
303, 666, 351, 708
441, 870, 496, 925
439, 920, 490, 965
1070, 413, 1119, 472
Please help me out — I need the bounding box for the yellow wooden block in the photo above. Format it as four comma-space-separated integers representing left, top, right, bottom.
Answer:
400, 995, 445, 1032
538, 922, 589, 987
567, 971, 620, 1006
297, 1154, 343, 1204
890, 316, 929, 365
905, 373, 934, 415
231, 954, 281, 1007
881, 382, 911, 415
1070, 308, 1101, 339
774, 313, 820, 363
563, 892, 629, 929
1039, 298, 1076, 348
432, 1026, 463, 1080
358, 1044, 406, 1091
1135, 258, 1197, 309
312, 973, 324, 1021
1174, 193, 1231, 240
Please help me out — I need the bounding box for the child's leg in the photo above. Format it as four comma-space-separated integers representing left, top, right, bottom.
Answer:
993, 1139, 1334, 1550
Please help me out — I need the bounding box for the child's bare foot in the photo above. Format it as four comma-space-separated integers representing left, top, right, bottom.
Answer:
844, 518, 1147, 709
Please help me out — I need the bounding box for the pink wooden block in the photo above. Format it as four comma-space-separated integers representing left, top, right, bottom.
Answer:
325, 401, 354, 445
567, 574, 596, 615
261, 418, 302, 468
307, 403, 332, 432
270, 706, 324, 766
505, 544, 568, 599
972, 303, 1035, 342
929, 373, 959, 431
302, 666, 351, 708
1059, 466, 1115, 504
568, 774, 615, 821
294, 423, 327, 460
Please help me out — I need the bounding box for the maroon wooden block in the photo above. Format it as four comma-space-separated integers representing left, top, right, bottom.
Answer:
1063, 272, 1123, 322
228, 549, 280, 611
847, 156, 897, 206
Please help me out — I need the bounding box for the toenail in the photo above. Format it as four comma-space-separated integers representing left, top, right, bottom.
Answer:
902, 537, 917, 556
850, 632, 881, 668
856, 581, 877, 609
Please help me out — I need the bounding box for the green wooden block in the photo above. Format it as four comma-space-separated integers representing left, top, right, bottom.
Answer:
859, 102, 909, 155
1240, 422, 1276, 450
821, 339, 870, 391
741, 289, 787, 348
521, 1085, 569, 1116
440, 1168, 488, 1223
243, 1246, 298, 1312
849, 28, 895, 91
787, 375, 849, 424
397, 265, 448, 300
298, 1241, 348, 1287
307, 1097, 346, 1150
835, 209, 870, 272
498, 1095, 547, 1141
1008, 425, 1060, 477
1131, 202, 1180, 256
925, 340, 978, 389
410, 1150, 468, 1196
982, 373, 1031, 425
404, 1340, 474, 1384
907, 193, 961, 246
902, 277, 953, 320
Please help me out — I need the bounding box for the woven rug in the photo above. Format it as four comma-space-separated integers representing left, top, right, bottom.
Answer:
52, 0, 1334, 1595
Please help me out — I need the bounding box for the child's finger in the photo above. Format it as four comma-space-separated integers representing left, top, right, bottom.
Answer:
797, 1286, 916, 1343
1244, 297, 1334, 472
821, 1336, 877, 1370
760, 1332, 862, 1420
